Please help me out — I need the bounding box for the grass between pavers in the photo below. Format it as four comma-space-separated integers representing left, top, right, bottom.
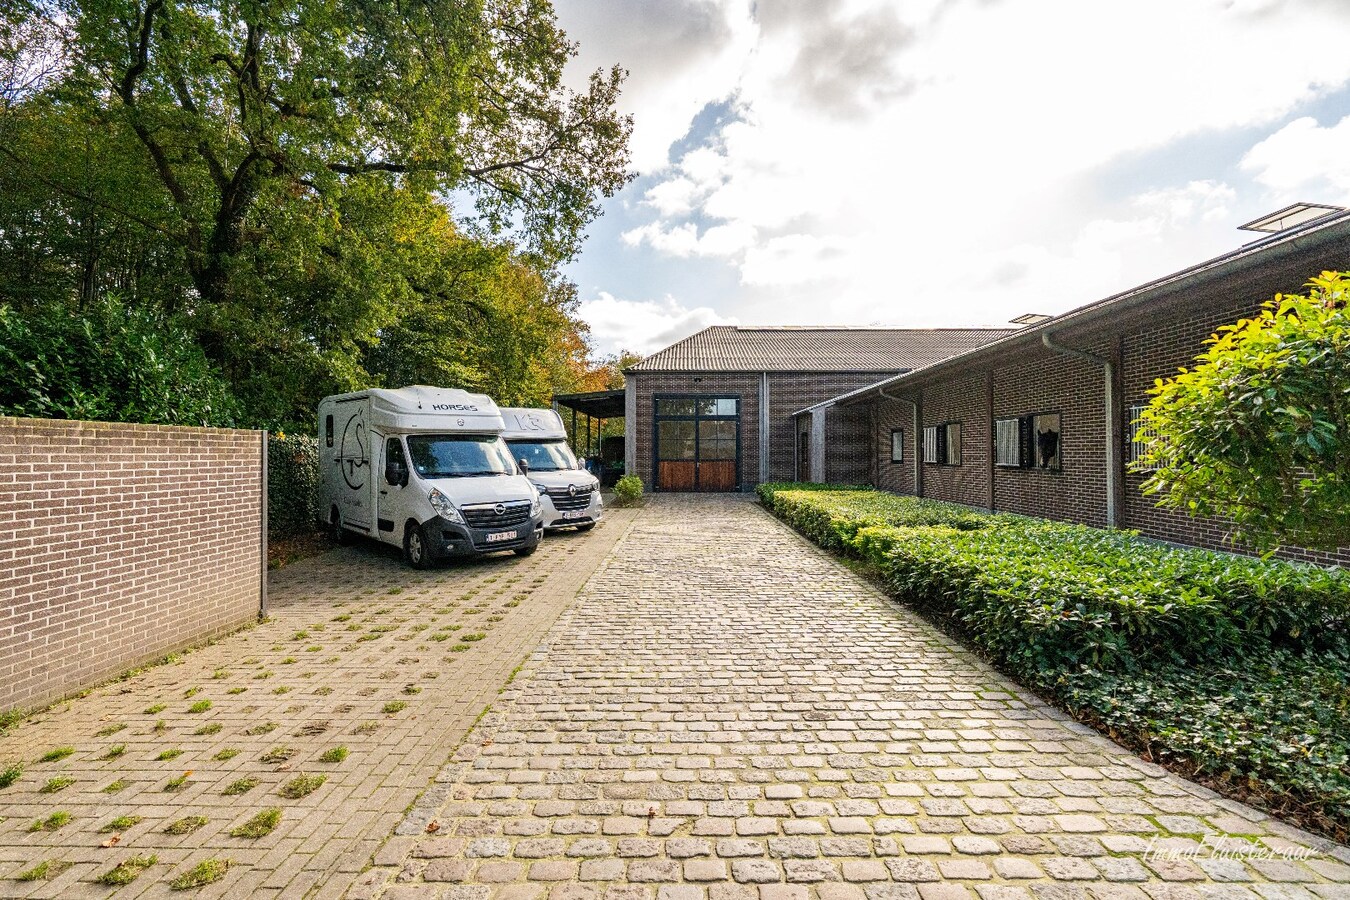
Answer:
759, 482, 1350, 843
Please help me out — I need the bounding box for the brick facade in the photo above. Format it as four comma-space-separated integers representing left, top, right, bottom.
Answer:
0, 418, 264, 714
630, 373, 762, 492
765, 373, 891, 483
855, 248, 1350, 566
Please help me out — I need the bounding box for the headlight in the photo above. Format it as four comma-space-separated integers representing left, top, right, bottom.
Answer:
529, 482, 548, 494
428, 488, 464, 524
530, 496, 542, 517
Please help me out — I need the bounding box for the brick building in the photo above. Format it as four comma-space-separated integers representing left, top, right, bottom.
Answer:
622, 328, 1012, 492
805, 205, 1350, 564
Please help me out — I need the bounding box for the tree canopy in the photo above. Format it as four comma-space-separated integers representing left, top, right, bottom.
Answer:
0, 0, 633, 427
1135, 271, 1350, 551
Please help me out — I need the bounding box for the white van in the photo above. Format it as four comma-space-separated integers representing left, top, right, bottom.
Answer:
319, 386, 543, 568
500, 408, 603, 531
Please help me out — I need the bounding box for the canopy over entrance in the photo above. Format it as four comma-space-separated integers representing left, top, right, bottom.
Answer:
551, 389, 626, 485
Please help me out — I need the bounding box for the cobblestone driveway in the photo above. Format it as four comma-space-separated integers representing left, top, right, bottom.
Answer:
0, 510, 635, 900
373, 495, 1350, 900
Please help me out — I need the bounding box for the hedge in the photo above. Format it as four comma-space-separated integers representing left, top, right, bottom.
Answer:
268, 433, 322, 540
759, 483, 1350, 839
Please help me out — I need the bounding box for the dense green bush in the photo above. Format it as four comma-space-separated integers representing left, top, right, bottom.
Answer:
0, 297, 239, 426
268, 433, 322, 539
612, 475, 643, 507
760, 483, 1350, 838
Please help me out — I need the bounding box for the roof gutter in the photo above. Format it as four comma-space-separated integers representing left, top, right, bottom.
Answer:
878, 386, 922, 498
1040, 332, 1116, 528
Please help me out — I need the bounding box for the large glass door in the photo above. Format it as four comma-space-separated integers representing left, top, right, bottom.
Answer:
654, 397, 740, 492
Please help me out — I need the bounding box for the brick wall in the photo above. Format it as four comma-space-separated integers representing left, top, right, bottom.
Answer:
992, 344, 1111, 528
0, 418, 264, 714
874, 400, 915, 495
766, 373, 893, 482
918, 371, 991, 510
630, 374, 761, 491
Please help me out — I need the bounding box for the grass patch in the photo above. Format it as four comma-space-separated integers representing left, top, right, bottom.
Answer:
278, 773, 326, 799
0, 761, 21, 788
462, 633, 485, 642
100, 814, 143, 832
194, 722, 222, 736
351, 721, 379, 735
229, 807, 281, 838
95, 722, 126, 737
213, 748, 240, 761
381, 701, 407, 714
170, 858, 230, 890
101, 743, 126, 760
222, 777, 259, 795
163, 815, 208, 835
244, 722, 277, 736
314, 686, 333, 696
449, 643, 470, 652
402, 685, 421, 695
28, 811, 70, 832
211, 669, 228, 679
227, 686, 246, 695
272, 685, 291, 694
37, 746, 73, 763
39, 775, 74, 793
144, 703, 166, 714
97, 854, 156, 886
318, 746, 348, 763
163, 773, 189, 792
156, 748, 184, 761
260, 746, 294, 764
184, 687, 200, 698
102, 778, 129, 793
17, 859, 70, 882
188, 700, 212, 713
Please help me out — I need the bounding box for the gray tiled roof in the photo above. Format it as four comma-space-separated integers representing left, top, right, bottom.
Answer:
628, 326, 1017, 373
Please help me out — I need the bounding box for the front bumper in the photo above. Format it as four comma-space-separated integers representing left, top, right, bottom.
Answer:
424, 514, 543, 558
540, 492, 604, 529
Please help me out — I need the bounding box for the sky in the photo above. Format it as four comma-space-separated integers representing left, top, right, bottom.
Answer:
549, 0, 1350, 358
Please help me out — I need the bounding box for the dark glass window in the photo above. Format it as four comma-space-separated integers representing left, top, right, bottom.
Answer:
325, 415, 334, 448
657, 420, 696, 460
698, 420, 737, 460
890, 429, 904, 463
656, 399, 696, 417
407, 434, 516, 478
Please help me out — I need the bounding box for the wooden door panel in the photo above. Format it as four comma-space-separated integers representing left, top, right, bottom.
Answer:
697, 461, 737, 492
658, 461, 697, 491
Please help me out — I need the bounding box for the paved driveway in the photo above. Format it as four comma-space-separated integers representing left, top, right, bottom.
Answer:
0, 511, 636, 899
372, 495, 1350, 900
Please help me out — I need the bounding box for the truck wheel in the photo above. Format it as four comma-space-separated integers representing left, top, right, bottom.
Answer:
329, 509, 350, 545
404, 523, 434, 569
575, 523, 595, 532
513, 544, 537, 557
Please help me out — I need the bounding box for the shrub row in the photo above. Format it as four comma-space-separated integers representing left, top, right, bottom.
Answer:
758, 484, 1350, 675
759, 483, 1350, 839
268, 433, 322, 540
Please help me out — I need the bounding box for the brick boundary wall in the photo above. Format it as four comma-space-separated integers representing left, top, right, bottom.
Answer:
0, 417, 264, 715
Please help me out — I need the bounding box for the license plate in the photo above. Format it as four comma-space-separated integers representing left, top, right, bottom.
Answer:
486, 530, 518, 543
561, 510, 587, 520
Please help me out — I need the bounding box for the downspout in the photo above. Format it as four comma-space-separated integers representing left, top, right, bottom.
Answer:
1041, 332, 1117, 528
878, 386, 921, 498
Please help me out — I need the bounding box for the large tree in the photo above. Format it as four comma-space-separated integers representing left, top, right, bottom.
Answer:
1135, 271, 1350, 551
0, 0, 632, 425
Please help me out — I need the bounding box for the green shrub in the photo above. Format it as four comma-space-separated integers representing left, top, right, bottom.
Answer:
759, 482, 1350, 839
269, 433, 323, 539
0, 297, 238, 426
612, 475, 643, 507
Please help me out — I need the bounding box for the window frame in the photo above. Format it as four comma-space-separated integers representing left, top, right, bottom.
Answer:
994, 417, 1021, 468
991, 411, 1064, 473
1127, 403, 1157, 472
889, 428, 904, 464
922, 421, 962, 466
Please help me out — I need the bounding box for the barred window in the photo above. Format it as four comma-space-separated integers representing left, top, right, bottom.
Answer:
1128, 404, 1158, 470
923, 422, 962, 465
923, 425, 939, 463
994, 418, 1020, 467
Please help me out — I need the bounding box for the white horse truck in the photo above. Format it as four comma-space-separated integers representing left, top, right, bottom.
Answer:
500, 408, 603, 531
319, 386, 543, 568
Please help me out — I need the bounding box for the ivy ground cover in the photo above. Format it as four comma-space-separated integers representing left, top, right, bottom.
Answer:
758, 483, 1350, 841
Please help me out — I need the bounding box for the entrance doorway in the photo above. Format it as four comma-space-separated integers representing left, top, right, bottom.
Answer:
654, 397, 740, 492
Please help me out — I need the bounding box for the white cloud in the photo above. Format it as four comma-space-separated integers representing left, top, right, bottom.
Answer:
560, 0, 1350, 346
576, 293, 739, 356
1241, 115, 1350, 202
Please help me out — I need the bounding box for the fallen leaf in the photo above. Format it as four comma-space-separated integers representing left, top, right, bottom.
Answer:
100, 834, 121, 848
425, 821, 441, 834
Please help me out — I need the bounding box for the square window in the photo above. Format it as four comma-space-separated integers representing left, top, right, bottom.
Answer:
890, 429, 904, 463
1031, 413, 1061, 470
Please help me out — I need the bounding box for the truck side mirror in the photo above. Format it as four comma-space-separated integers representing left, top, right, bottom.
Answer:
386, 459, 408, 487
517, 458, 530, 475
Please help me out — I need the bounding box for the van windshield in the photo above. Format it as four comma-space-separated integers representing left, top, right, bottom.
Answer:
406, 434, 517, 478
507, 439, 579, 472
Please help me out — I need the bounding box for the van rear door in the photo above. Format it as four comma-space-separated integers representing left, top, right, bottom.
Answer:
333, 400, 373, 532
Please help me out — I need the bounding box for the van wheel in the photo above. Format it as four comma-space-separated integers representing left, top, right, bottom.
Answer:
329, 509, 350, 545
404, 523, 434, 569
575, 523, 595, 532
513, 544, 537, 557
